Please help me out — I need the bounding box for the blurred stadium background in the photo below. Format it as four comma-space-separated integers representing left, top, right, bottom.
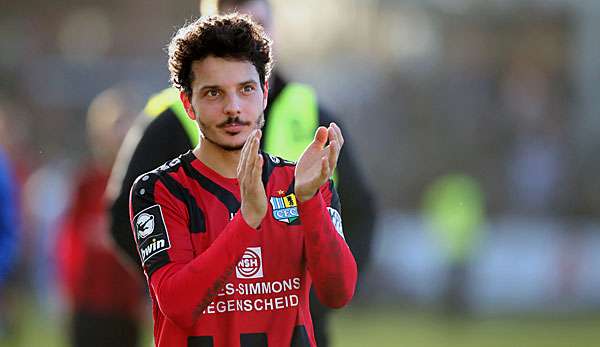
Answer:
2, 0, 600, 346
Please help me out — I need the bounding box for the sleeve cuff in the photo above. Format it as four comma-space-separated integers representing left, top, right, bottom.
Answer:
223, 212, 259, 256
297, 190, 326, 217
233, 211, 260, 231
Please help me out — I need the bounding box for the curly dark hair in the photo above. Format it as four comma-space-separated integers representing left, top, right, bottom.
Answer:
168, 13, 273, 96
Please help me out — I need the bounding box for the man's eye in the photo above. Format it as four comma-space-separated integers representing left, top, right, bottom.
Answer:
242, 85, 255, 93
206, 90, 220, 97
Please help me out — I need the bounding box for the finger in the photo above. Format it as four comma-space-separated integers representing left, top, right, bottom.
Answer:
327, 140, 339, 173
328, 124, 336, 144
242, 129, 255, 154
249, 133, 259, 166
246, 132, 261, 180
238, 130, 257, 178
255, 128, 262, 143
331, 122, 344, 148
237, 131, 252, 175
320, 156, 330, 182
250, 130, 260, 159
251, 148, 263, 185
313, 126, 328, 149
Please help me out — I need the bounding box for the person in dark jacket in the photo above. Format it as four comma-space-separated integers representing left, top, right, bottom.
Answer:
106, 1, 375, 345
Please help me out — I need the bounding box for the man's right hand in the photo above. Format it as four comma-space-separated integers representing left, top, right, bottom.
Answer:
237, 129, 267, 228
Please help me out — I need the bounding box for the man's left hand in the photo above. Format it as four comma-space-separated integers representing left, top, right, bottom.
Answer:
294, 123, 343, 202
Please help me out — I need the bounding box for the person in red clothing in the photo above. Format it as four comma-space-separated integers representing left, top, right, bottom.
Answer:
56, 86, 144, 347
129, 13, 357, 346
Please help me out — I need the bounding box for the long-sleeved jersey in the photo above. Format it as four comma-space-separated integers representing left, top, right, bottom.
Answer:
129, 151, 357, 347
110, 73, 375, 347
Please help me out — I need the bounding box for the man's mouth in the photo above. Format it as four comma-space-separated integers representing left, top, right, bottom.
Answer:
222, 123, 245, 133
219, 117, 251, 134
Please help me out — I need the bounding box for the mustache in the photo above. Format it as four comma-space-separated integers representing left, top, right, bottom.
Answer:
217, 116, 251, 128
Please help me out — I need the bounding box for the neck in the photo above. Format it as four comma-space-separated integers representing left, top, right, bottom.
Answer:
192, 136, 241, 178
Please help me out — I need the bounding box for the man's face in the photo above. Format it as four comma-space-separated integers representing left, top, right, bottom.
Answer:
185, 56, 267, 151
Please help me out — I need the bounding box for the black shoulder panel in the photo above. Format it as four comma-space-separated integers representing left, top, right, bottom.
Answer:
179, 152, 241, 215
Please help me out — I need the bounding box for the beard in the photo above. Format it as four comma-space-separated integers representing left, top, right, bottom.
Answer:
199, 113, 265, 152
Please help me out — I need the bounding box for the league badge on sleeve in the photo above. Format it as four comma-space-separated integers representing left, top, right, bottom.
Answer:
136, 213, 155, 239
327, 207, 345, 240
133, 204, 171, 265
270, 193, 299, 224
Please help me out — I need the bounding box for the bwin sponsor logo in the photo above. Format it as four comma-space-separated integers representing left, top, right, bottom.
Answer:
141, 239, 166, 260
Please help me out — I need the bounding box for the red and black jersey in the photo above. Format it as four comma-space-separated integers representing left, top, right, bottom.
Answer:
129, 151, 356, 347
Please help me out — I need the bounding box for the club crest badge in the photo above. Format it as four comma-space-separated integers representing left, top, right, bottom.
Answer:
270, 193, 298, 224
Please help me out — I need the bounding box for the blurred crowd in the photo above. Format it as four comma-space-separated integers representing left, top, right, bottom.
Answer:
1, 0, 600, 344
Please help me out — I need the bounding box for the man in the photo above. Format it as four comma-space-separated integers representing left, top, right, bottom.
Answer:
55, 86, 142, 347
108, 1, 374, 345
129, 14, 356, 346
0, 147, 18, 339
0, 147, 17, 292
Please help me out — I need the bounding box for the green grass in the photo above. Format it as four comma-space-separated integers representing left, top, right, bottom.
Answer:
3, 296, 600, 347
330, 306, 600, 347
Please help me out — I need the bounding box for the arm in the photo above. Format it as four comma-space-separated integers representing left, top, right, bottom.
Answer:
130, 175, 257, 331
295, 124, 357, 308
319, 107, 375, 276
108, 110, 193, 265
300, 181, 357, 308
130, 130, 266, 331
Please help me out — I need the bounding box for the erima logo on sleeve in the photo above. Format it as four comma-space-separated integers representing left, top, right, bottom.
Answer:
133, 204, 171, 264
327, 207, 345, 240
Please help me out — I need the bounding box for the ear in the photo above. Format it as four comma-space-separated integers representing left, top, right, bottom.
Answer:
262, 80, 269, 110
180, 91, 196, 120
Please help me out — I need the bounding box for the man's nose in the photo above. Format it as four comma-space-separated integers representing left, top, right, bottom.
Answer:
223, 94, 241, 115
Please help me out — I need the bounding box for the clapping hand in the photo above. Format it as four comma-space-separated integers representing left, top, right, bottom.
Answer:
238, 129, 267, 228
294, 123, 344, 202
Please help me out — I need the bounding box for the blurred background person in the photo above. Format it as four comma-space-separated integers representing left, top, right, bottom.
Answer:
55, 85, 144, 347
423, 174, 485, 315
0, 146, 20, 340
106, 1, 375, 346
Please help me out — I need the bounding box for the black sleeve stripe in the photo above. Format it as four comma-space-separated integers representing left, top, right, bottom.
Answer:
286, 177, 295, 196
158, 172, 206, 234
260, 152, 276, 186
328, 179, 341, 213
180, 152, 241, 215
187, 336, 214, 347
130, 173, 171, 277
239, 333, 267, 347
260, 151, 294, 185
291, 325, 310, 347
131, 172, 159, 216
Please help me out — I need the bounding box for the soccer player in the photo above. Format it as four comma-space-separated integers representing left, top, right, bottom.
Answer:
129, 14, 357, 346
109, 1, 374, 344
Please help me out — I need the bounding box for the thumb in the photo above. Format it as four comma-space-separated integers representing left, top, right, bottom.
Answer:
313, 126, 328, 148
